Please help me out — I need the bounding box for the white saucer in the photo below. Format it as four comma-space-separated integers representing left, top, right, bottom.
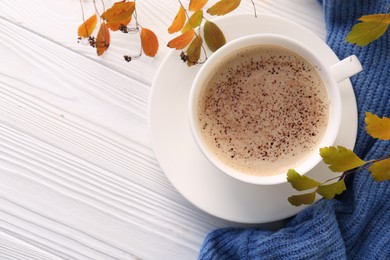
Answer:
149, 13, 357, 223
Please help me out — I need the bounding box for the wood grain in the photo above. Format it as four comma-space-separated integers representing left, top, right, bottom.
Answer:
0, 0, 325, 86
0, 0, 326, 259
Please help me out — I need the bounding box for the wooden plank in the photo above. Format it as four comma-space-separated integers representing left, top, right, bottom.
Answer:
0, 17, 239, 259
0, 0, 327, 258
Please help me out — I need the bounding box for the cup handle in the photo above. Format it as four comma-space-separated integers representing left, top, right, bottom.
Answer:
329, 55, 363, 83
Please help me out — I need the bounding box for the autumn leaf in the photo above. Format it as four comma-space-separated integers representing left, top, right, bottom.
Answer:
168, 6, 186, 34
96, 22, 110, 56
182, 10, 203, 33
186, 36, 203, 66
288, 192, 316, 206
141, 27, 159, 57
346, 14, 390, 46
106, 16, 132, 31
167, 29, 195, 50
320, 146, 366, 172
369, 158, 390, 181
287, 169, 321, 191
189, 0, 208, 12
102, 1, 135, 26
317, 179, 346, 199
78, 14, 97, 37
365, 112, 390, 140
203, 21, 226, 52
207, 0, 241, 16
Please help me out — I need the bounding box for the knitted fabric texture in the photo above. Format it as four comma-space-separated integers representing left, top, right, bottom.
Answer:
199, 0, 390, 259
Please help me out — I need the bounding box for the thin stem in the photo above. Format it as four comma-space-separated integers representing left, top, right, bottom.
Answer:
100, 0, 106, 12
250, 0, 257, 18
78, 0, 89, 40
124, 0, 143, 61
320, 151, 390, 185
178, 0, 208, 63
79, 0, 86, 21
134, 0, 139, 27
92, 0, 102, 22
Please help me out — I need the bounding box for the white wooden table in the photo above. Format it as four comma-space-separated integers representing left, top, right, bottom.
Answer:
0, 1, 326, 259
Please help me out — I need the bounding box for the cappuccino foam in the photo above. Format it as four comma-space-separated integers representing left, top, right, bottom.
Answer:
197, 45, 329, 176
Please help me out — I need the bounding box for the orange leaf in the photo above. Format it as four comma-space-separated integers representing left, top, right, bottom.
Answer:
186, 36, 202, 66
189, 0, 208, 12
141, 27, 159, 57
96, 22, 110, 56
168, 6, 186, 34
182, 10, 203, 33
167, 29, 195, 50
78, 14, 97, 37
207, 0, 241, 16
102, 1, 135, 24
107, 16, 132, 31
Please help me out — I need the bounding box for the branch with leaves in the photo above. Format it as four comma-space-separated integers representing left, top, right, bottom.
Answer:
346, 6, 390, 46
166, 0, 244, 66
288, 112, 390, 206
77, 0, 251, 64
77, 1, 390, 63
78, 0, 158, 61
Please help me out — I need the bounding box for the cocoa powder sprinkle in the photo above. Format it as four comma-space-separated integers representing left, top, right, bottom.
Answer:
197, 45, 329, 176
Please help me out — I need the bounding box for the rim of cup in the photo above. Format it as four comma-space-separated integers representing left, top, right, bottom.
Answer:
189, 34, 342, 185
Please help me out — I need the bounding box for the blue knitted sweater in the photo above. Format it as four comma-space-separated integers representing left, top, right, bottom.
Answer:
199, 0, 390, 259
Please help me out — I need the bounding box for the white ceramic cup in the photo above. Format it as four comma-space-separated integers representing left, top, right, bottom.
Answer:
189, 34, 362, 185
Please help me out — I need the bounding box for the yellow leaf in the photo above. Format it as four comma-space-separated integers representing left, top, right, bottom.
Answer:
365, 112, 390, 140
317, 179, 346, 199
346, 14, 390, 46
320, 146, 366, 172
141, 28, 159, 57
102, 1, 135, 24
96, 22, 110, 56
189, 0, 208, 12
287, 169, 321, 191
182, 10, 203, 33
288, 192, 316, 206
369, 158, 390, 181
207, 0, 241, 16
186, 36, 203, 66
168, 6, 186, 34
78, 14, 97, 38
359, 14, 390, 22
203, 20, 226, 52
167, 29, 195, 50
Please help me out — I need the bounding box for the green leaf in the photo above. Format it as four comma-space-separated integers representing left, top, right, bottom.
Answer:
203, 21, 226, 52
346, 14, 390, 46
287, 169, 321, 191
320, 146, 366, 172
182, 10, 203, 33
207, 0, 241, 16
369, 158, 390, 181
365, 112, 390, 140
316, 179, 346, 199
288, 192, 316, 206
186, 36, 203, 66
